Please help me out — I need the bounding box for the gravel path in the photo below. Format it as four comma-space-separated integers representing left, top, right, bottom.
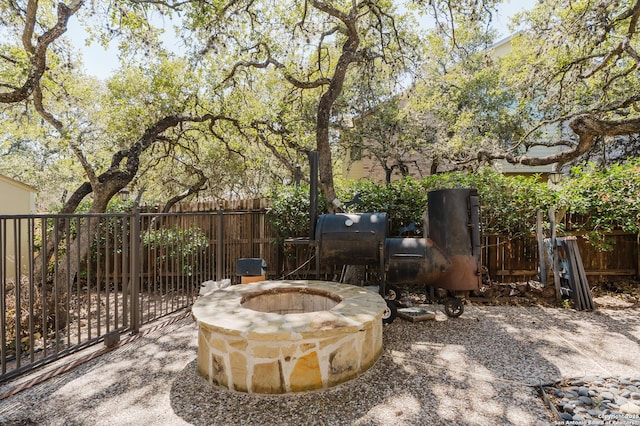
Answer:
0, 305, 638, 425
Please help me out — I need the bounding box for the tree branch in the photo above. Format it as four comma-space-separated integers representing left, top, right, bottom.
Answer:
0, 0, 84, 104
22, 0, 38, 54
221, 43, 331, 90
161, 167, 207, 213
479, 114, 640, 167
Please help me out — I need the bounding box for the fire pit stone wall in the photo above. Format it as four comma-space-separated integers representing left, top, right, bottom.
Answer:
192, 280, 386, 394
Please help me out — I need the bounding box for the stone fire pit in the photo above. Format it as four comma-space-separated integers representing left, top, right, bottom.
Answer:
191, 280, 386, 394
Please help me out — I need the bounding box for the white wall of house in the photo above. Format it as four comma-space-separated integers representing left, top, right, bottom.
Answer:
0, 174, 37, 281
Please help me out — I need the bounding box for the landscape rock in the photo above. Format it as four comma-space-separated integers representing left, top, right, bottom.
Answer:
620, 402, 640, 415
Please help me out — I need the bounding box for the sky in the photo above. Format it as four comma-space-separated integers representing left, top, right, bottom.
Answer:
67, 0, 536, 80
493, 0, 537, 37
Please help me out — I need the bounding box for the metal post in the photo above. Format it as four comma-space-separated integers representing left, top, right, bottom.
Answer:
549, 207, 561, 302
307, 152, 320, 279
130, 208, 141, 334
315, 242, 320, 279
469, 193, 481, 258
379, 241, 385, 296
122, 213, 130, 328
0, 219, 5, 373
536, 210, 548, 285
308, 151, 318, 241
216, 208, 224, 281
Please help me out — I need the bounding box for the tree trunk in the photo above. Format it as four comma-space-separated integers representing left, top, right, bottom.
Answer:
34, 114, 209, 287
313, 3, 360, 212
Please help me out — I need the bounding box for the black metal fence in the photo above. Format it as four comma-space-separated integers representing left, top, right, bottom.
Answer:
0, 208, 277, 383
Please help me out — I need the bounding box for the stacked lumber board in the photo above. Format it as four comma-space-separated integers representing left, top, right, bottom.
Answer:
545, 236, 595, 311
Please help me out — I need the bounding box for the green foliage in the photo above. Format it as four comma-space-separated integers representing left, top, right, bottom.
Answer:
267, 185, 326, 242
406, 12, 525, 167
4, 0, 640, 218
507, 1, 640, 119
269, 163, 640, 251
421, 169, 558, 236
142, 226, 209, 276
340, 177, 428, 235
105, 198, 136, 214
342, 169, 557, 237
562, 160, 640, 249
142, 225, 208, 252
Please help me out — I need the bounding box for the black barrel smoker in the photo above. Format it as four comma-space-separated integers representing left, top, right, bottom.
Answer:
313, 188, 482, 323
303, 151, 482, 323
385, 188, 482, 318
315, 213, 388, 269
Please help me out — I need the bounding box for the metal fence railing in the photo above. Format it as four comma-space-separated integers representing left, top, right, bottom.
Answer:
0, 208, 278, 383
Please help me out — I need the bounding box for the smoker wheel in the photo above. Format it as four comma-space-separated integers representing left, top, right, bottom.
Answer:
443, 297, 464, 318
384, 285, 402, 301
382, 300, 397, 324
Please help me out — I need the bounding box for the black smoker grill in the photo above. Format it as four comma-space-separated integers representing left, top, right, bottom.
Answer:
313, 188, 481, 323
299, 152, 482, 323
424, 188, 482, 291
386, 188, 482, 318
384, 188, 482, 292
315, 212, 388, 266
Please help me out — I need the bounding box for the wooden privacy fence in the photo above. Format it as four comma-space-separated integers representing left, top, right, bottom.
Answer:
168, 199, 640, 284
138, 209, 279, 283
166, 201, 640, 283
482, 231, 639, 283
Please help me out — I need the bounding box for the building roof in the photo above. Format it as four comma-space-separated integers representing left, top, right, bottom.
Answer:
0, 174, 37, 193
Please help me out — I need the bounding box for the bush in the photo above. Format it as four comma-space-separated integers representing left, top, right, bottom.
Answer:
562, 160, 640, 249
341, 169, 558, 237
339, 177, 427, 235
267, 185, 326, 243
142, 226, 209, 276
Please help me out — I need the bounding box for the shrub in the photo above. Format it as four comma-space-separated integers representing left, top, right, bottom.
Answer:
267, 185, 327, 243
340, 177, 427, 235
562, 160, 640, 249
142, 226, 209, 276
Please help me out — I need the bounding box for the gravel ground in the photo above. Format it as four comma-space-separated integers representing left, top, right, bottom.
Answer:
0, 304, 638, 425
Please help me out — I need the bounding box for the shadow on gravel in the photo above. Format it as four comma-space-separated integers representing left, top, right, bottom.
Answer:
532, 306, 640, 375
169, 307, 557, 425
585, 308, 640, 347
0, 319, 199, 425
2, 305, 636, 425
